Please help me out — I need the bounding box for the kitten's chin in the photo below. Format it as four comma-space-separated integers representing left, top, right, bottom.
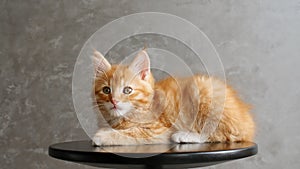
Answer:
109, 108, 129, 117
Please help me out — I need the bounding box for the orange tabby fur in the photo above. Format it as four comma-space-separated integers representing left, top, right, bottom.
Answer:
92, 50, 255, 146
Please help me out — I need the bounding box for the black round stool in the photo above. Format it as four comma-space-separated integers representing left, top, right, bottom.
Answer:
48, 140, 257, 169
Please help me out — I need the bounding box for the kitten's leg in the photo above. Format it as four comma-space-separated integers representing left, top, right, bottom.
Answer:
171, 131, 207, 143
93, 127, 171, 146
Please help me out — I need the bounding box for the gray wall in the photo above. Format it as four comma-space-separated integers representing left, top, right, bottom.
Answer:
1, 0, 300, 169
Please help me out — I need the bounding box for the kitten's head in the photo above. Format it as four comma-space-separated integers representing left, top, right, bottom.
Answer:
93, 50, 155, 119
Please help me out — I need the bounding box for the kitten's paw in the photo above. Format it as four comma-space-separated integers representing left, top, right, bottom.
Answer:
92, 131, 104, 146
92, 128, 114, 146
171, 131, 190, 143
171, 131, 206, 143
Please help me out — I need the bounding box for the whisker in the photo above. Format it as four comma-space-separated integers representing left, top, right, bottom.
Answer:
94, 106, 105, 109
91, 100, 106, 104
92, 104, 105, 107
95, 102, 106, 105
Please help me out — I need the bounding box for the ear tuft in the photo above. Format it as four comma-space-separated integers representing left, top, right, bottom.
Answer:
93, 50, 111, 75
129, 50, 150, 80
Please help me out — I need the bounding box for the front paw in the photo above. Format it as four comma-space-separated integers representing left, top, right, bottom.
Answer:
92, 133, 102, 146
92, 128, 114, 146
171, 131, 207, 143
171, 131, 189, 143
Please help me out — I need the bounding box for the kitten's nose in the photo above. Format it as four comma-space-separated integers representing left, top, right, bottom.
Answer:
111, 99, 118, 105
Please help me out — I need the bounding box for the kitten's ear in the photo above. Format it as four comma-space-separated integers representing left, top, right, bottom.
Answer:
129, 50, 150, 80
93, 50, 111, 74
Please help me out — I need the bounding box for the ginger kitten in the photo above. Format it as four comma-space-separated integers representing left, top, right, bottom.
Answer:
92, 50, 255, 146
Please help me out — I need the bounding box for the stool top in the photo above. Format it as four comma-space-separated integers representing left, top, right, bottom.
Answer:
48, 140, 257, 168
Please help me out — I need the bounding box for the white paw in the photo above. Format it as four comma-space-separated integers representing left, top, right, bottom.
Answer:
171, 131, 190, 143
171, 131, 207, 143
92, 131, 104, 146
92, 134, 102, 146
92, 128, 114, 146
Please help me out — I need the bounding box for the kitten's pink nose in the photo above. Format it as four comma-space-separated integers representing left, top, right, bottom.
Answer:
111, 99, 118, 105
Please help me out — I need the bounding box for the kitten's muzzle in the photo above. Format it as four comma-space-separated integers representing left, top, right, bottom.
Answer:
110, 99, 119, 106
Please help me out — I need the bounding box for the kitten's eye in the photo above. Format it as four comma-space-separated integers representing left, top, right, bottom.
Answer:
102, 86, 111, 94
123, 86, 133, 94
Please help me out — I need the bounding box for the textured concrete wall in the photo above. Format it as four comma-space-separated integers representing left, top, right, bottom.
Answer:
1, 0, 300, 169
